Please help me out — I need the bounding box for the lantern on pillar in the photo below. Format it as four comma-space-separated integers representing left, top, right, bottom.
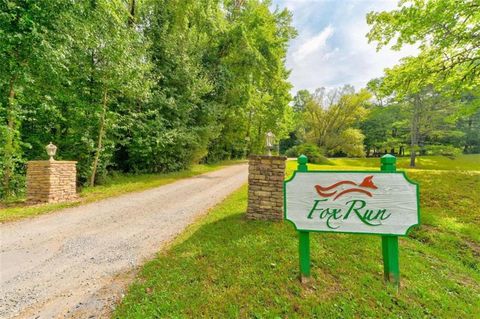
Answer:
265, 131, 275, 156
46, 142, 57, 161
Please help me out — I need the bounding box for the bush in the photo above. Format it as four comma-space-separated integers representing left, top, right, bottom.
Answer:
424, 145, 462, 158
285, 143, 332, 164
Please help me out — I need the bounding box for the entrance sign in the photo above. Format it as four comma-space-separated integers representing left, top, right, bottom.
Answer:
285, 172, 419, 235
284, 154, 420, 287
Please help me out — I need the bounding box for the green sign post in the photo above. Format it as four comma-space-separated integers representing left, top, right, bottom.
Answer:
284, 154, 420, 287
380, 154, 400, 285
297, 155, 311, 279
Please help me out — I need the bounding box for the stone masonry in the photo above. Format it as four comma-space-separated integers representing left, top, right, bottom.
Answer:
26, 160, 78, 204
247, 155, 286, 221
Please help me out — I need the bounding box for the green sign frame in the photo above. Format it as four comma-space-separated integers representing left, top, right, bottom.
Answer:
283, 154, 421, 287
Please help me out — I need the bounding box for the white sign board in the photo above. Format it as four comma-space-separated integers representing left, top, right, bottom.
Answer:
284, 171, 419, 235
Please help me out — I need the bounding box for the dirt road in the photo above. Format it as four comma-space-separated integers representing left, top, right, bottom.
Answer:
0, 164, 247, 318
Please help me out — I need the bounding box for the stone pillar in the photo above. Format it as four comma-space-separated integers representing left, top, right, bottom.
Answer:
247, 155, 286, 221
26, 160, 78, 204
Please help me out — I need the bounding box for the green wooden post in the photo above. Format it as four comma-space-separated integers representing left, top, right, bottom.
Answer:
380, 154, 400, 288
297, 154, 308, 173
299, 231, 310, 280
297, 155, 311, 281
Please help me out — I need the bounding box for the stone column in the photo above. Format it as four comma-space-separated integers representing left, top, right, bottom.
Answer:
26, 160, 78, 204
247, 155, 286, 221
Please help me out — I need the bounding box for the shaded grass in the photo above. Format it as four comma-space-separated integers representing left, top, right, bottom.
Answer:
114, 159, 480, 318
0, 160, 244, 223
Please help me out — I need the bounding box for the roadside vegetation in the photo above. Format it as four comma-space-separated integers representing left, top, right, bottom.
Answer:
1, 1, 295, 200
0, 160, 243, 223
114, 156, 479, 318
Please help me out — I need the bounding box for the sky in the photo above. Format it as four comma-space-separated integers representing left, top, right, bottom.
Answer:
270, 0, 417, 93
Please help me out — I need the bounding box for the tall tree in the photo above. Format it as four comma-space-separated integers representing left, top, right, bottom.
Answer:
0, 1, 68, 197
366, 80, 465, 165
295, 86, 370, 157
360, 103, 405, 157
205, 0, 296, 159
79, 0, 150, 186
367, 0, 480, 113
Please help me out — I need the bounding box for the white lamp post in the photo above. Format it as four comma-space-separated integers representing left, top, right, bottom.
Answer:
46, 142, 57, 161
266, 131, 275, 156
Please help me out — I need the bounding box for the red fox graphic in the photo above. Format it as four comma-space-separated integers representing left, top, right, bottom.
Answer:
314, 175, 378, 201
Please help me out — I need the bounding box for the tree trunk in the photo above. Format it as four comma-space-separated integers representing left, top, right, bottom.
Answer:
3, 76, 17, 198
464, 116, 473, 153
245, 106, 253, 155
234, 0, 246, 9
410, 96, 420, 168
89, 88, 108, 187
128, 0, 136, 26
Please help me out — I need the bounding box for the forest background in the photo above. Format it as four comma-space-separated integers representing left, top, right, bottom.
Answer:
1, 0, 479, 199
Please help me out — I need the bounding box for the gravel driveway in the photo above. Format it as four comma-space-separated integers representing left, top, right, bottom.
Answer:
0, 164, 247, 318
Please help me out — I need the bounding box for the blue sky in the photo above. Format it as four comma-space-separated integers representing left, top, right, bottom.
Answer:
271, 0, 417, 93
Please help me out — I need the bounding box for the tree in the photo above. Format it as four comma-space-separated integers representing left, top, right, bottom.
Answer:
457, 94, 480, 154
205, 0, 296, 159
0, 0, 296, 199
35, 0, 150, 186
360, 104, 405, 157
366, 79, 466, 165
365, 0, 480, 166
78, 0, 150, 186
123, 0, 221, 172
295, 86, 370, 157
0, 1, 69, 197
367, 0, 480, 112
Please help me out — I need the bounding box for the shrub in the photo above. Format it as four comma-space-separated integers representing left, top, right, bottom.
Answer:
284, 146, 298, 158
425, 145, 462, 158
285, 143, 332, 165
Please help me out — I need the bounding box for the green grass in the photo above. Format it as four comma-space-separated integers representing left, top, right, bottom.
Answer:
0, 160, 244, 223
114, 156, 480, 318
326, 154, 480, 171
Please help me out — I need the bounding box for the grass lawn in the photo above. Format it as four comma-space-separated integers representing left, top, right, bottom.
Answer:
114, 156, 480, 318
0, 160, 244, 223
327, 154, 480, 171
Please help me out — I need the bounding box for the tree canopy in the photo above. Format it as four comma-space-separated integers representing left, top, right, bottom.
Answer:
367, 0, 480, 110
364, 0, 480, 166
290, 86, 370, 157
0, 0, 295, 198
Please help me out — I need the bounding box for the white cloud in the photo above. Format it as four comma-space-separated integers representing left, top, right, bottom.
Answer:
340, 20, 417, 90
272, 0, 418, 93
294, 25, 334, 62
281, 0, 323, 10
